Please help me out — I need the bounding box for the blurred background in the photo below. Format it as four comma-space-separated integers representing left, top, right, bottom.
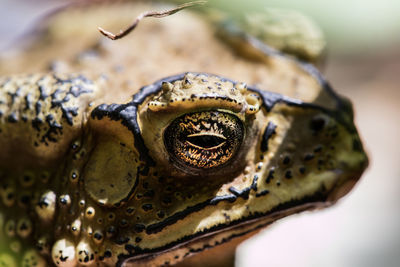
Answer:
1, 1, 399, 266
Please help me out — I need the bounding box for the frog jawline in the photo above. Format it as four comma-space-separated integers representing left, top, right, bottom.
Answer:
117, 192, 333, 266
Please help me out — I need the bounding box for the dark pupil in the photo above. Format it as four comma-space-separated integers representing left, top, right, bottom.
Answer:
187, 135, 225, 149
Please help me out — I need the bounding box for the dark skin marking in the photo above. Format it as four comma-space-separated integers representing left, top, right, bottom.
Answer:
314, 145, 323, 153
35, 101, 42, 116
106, 226, 116, 238
24, 94, 32, 111
7, 113, 18, 123
142, 204, 153, 211
60, 106, 79, 126
38, 85, 49, 101
251, 175, 259, 191
310, 116, 326, 132
134, 224, 146, 233
126, 207, 135, 214
283, 156, 291, 165
120, 219, 128, 227
256, 190, 270, 197
299, 166, 306, 174
8, 88, 21, 105
265, 167, 275, 184
94, 232, 103, 241
42, 114, 63, 143
31, 117, 43, 131
261, 122, 277, 152
52, 74, 93, 85
115, 236, 130, 246
304, 154, 315, 161
285, 170, 293, 179
147, 174, 258, 234
228, 186, 251, 199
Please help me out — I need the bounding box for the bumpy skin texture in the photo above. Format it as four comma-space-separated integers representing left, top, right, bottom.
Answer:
0, 74, 99, 164
0, 1, 368, 267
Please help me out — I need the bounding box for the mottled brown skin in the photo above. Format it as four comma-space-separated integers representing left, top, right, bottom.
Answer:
0, 1, 368, 267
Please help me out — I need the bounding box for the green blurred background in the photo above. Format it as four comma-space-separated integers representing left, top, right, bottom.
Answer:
1, 1, 399, 266
209, 0, 400, 52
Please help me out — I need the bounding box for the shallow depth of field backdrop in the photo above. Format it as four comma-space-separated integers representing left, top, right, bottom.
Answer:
1, 1, 399, 266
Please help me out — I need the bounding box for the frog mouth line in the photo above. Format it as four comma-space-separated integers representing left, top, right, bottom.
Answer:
116, 186, 335, 266
116, 167, 362, 266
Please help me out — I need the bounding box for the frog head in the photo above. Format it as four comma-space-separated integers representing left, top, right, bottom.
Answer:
49, 72, 367, 266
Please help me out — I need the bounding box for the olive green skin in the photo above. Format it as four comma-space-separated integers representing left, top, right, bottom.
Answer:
0, 1, 367, 267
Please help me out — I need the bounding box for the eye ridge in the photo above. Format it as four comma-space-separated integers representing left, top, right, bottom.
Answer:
186, 133, 227, 150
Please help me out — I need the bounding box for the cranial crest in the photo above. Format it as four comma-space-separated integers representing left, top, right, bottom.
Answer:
147, 73, 262, 115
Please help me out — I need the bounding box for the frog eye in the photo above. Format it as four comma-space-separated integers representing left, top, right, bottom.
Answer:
164, 111, 244, 169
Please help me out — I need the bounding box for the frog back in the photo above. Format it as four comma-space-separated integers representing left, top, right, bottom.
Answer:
0, 74, 101, 167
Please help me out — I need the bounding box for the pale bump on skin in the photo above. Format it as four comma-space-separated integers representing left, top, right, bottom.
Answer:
35, 190, 57, 222
9, 241, 21, 254
5, 219, 16, 238
21, 249, 46, 267
36, 235, 51, 256
0, 182, 16, 207
16, 217, 33, 239
75, 241, 95, 265
51, 239, 77, 267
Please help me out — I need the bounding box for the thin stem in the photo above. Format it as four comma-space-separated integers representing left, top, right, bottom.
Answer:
98, 1, 207, 40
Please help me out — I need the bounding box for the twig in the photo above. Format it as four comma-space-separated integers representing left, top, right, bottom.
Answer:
98, 1, 207, 40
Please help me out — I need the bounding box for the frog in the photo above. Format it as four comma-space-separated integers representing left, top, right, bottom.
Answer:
0, 1, 368, 267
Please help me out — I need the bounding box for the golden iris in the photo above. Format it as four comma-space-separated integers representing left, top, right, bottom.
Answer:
164, 111, 244, 169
